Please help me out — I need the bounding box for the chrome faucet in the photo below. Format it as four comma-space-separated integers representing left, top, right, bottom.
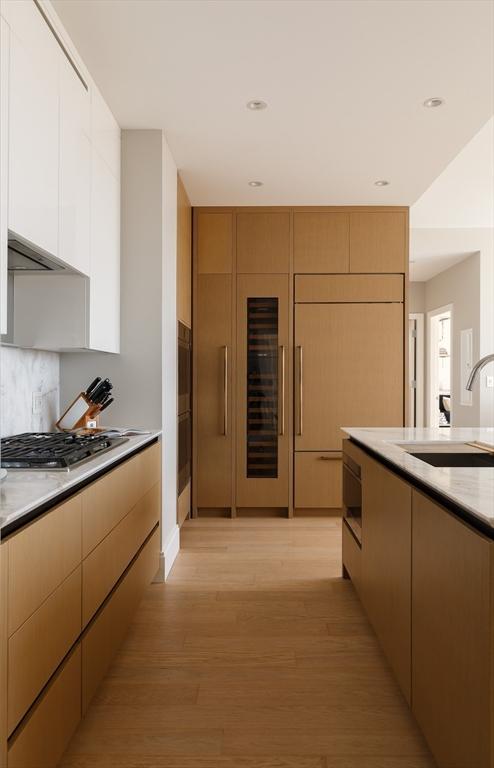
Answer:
466, 354, 494, 391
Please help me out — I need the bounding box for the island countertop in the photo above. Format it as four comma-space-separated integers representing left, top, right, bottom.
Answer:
0, 430, 162, 538
342, 427, 494, 529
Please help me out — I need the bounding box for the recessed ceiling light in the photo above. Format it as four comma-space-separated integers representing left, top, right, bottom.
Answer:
246, 100, 267, 111
248, 180, 263, 187
374, 179, 390, 187
423, 97, 444, 108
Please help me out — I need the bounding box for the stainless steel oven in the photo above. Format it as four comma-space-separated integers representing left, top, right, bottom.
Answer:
178, 411, 191, 497
178, 322, 191, 416
343, 453, 362, 546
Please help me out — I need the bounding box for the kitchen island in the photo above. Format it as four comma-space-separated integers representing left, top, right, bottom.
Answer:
342, 427, 494, 768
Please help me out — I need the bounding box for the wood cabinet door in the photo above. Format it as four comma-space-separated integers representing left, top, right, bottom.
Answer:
236, 213, 290, 273
236, 274, 289, 508
195, 274, 233, 509
295, 302, 403, 450
196, 212, 233, 274
361, 458, 411, 703
293, 212, 349, 273
412, 491, 493, 768
349, 211, 407, 273
177, 176, 192, 327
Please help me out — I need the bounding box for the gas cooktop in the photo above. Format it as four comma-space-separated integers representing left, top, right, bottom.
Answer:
0, 432, 128, 471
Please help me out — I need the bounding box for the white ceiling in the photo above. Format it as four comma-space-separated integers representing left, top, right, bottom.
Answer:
411, 117, 494, 229
410, 228, 494, 281
52, 0, 493, 207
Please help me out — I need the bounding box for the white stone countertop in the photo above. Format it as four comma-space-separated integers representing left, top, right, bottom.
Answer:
0, 431, 162, 538
343, 427, 494, 528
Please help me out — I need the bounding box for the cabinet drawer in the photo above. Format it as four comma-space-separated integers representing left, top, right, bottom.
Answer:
81, 443, 161, 558
82, 483, 160, 626
295, 452, 342, 509
8, 567, 81, 735
8, 496, 82, 635
295, 274, 403, 303
82, 527, 160, 712
342, 520, 362, 595
7, 644, 81, 768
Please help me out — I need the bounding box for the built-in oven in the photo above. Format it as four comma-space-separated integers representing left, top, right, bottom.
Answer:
178, 322, 191, 416
178, 410, 191, 497
343, 453, 362, 546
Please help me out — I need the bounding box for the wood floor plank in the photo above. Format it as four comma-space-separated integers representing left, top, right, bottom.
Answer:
60, 517, 435, 767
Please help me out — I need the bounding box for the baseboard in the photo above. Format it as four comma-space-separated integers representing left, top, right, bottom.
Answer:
153, 524, 180, 582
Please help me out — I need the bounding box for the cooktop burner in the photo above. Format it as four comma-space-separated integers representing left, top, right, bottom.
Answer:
0, 432, 128, 471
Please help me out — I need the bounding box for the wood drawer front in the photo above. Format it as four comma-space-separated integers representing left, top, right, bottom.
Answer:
294, 452, 342, 509
82, 527, 160, 713
349, 211, 407, 273
295, 274, 403, 303
7, 567, 81, 736
8, 496, 82, 635
293, 212, 349, 273
342, 520, 362, 596
82, 442, 161, 558
82, 483, 160, 626
236, 212, 290, 273
8, 644, 81, 768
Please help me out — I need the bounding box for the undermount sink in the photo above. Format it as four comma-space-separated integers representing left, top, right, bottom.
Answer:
408, 452, 494, 468
394, 441, 494, 468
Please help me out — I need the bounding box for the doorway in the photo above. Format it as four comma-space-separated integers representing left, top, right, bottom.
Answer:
408, 314, 424, 426
427, 305, 452, 428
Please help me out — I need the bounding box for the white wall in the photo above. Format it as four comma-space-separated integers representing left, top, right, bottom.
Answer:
0, 347, 59, 436
60, 129, 179, 578
409, 282, 426, 314
425, 253, 481, 427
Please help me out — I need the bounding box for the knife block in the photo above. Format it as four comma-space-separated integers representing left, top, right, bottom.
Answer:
56, 392, 102, 432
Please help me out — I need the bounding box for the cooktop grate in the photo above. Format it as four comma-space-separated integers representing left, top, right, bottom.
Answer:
1, 432, 128, 470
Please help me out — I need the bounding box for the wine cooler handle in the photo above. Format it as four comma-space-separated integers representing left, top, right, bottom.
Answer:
223, 345, 228, 436
297, 346, 303, 436
279, 345, 285, 436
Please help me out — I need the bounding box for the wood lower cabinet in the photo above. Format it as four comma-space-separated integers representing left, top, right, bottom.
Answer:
0, 442, 161, 767
295, 301, 403, 451
294, 452, 342, 509
82, 527, 160, 713
195, 273, 233, 511
7, 645, 81, 768
361, 455, 412, 703
412, 491, 494, 768
236, 274, 290, 508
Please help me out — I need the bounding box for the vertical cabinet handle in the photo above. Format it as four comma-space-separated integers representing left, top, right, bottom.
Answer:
223, 345, 228, 436
278, 346, 285, 436
297, 345, 303, 436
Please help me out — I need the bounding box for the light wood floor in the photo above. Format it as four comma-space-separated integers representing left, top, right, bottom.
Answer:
61, 516, 436, 768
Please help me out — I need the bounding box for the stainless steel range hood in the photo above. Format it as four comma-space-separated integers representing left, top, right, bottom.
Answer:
8, 236, 70, 273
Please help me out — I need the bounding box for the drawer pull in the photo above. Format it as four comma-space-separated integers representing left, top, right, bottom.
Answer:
318, 454, 341, 461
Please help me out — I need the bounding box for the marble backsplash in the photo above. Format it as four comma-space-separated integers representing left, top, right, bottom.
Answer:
0, 346, 60, 436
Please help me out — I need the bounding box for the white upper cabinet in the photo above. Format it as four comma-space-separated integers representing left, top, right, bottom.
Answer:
90, 147, 120, 353
0, 16, 9, 335
59, 54, 91, 276
8, 0, 60, 257
1, 0, 121, 352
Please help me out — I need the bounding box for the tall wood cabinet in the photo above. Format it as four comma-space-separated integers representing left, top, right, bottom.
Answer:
193, 207, 408, 516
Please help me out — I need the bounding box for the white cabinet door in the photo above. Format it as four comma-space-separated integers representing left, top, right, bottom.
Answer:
90, 149, 120, 352
8, 0, 59, 257
91, 86, 120, 180
0, 16, 9, 334
59, 54, 90, 275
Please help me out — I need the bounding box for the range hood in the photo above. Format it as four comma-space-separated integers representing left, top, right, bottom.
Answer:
8, 237, 70, 273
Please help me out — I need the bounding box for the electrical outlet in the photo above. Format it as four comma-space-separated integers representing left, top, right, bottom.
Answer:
32, 392, 43, 415
486, 376, 494, 389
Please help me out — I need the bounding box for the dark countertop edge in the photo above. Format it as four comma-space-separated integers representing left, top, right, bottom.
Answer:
0, 436, 160, 541
349, 437, 494, 541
